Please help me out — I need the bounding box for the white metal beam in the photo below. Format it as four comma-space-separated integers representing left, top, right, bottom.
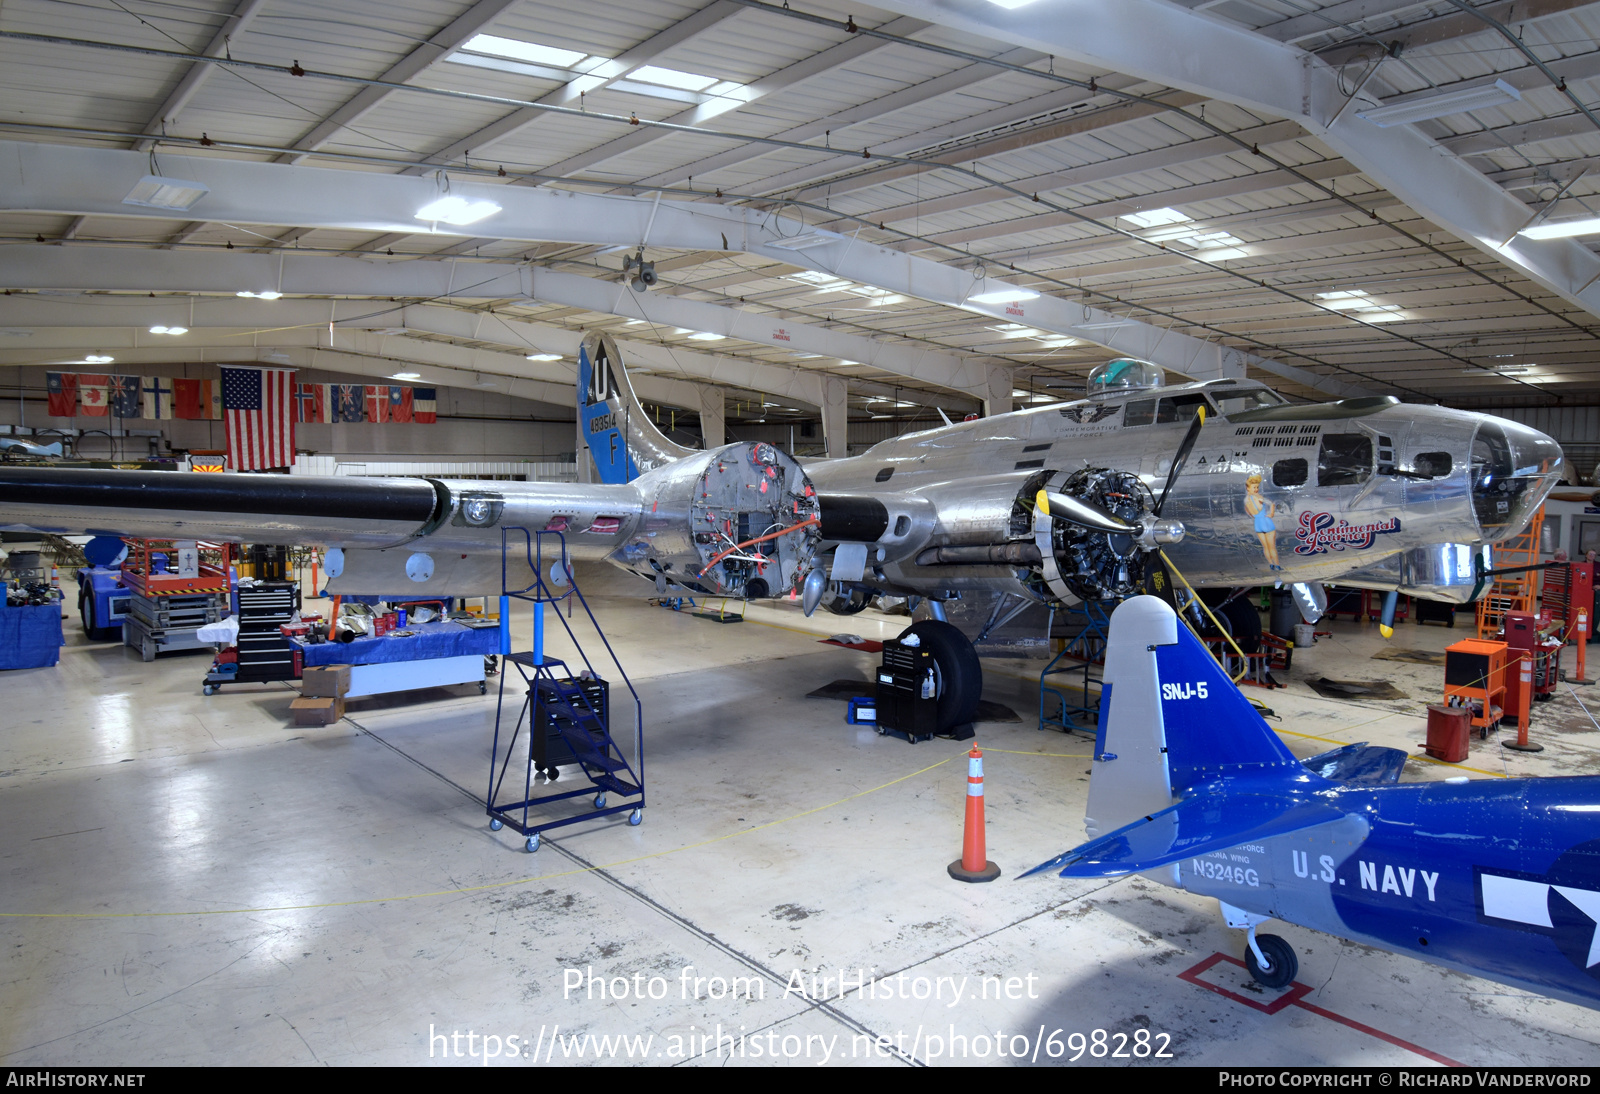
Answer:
0, 141, 1358, 396
864, 0, 1600, 329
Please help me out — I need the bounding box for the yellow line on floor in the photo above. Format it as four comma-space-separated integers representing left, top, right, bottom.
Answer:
0, 755, 956, 920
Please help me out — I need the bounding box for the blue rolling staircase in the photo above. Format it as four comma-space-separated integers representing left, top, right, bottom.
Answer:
1039, 599, 1113, 735
487, 529, 645, 852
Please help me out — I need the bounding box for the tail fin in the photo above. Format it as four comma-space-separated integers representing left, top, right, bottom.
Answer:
1084, 595, 1303, 840
577, 332, 696, 484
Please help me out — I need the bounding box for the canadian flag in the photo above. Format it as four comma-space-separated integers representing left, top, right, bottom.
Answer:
79, 374, 109, 417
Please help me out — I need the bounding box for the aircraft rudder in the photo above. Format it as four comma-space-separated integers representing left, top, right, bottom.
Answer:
1151, 603, 1300, 785
576, 332, 697, 484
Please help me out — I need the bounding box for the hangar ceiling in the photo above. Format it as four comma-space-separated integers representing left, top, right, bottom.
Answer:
4, 0, 1600, 430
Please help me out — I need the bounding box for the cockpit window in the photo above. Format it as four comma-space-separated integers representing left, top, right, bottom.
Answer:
1318, 433, 1372, 487
1155, 393, 1212, 424
1214, 389, 1289, 417
1123, 399, 1156, 427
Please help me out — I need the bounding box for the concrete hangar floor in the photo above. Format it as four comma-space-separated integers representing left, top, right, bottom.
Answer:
2, 580, 1598, 1068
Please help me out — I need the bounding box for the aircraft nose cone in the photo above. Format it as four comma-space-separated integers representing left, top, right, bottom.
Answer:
1471, 418, 1564, 541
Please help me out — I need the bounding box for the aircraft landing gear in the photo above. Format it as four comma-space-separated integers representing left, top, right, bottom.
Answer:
1245, 932, 1298, 989
1221, 900, 1298, 990
898, 619, 982, 732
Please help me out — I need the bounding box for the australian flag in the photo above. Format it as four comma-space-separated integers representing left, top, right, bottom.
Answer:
334, 384, 365, 423
108, 375, 142, 418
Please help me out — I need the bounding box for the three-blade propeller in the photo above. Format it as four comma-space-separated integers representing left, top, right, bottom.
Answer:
1033, 407, 1204, 539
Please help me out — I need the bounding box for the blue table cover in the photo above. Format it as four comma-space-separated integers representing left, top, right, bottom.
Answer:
0, 602, 64, 669
292, 619, 502, 667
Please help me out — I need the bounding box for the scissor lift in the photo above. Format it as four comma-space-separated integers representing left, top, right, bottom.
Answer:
486, 529, 644, 852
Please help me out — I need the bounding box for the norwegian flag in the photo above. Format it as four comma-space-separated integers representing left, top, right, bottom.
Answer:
413, 388, 437, 425
294, 383, 332, 424
222, 367, 295, 470
46, 373, 77, 417
79, 375, 109, 417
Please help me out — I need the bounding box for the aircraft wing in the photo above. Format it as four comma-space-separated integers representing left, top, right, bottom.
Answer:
1020, 784, 1348, 879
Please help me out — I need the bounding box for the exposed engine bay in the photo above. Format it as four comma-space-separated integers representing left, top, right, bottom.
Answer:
621, 442, 821, 599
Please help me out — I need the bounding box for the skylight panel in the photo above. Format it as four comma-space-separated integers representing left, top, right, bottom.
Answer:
462, 34, 586, 69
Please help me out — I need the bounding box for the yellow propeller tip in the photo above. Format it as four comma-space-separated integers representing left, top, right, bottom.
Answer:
1379, 624, 1394, 639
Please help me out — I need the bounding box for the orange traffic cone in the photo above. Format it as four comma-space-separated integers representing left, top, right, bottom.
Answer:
948, 744, 1000, 882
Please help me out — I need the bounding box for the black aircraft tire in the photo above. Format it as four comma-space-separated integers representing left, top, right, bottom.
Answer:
825, 589, 871, 616
899, 619, 983, 731
79, 586, 116, 643
1246, 934, 1298, 989
1219, 597, 1263, 655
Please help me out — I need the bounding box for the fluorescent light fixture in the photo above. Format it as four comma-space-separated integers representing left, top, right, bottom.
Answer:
1124, 207, 1190, 229
1076, 319, 1128, 330
1356, 79, 1521, 127
969, 286, 1041, 305
390, 372, 422, 381
631, 65, 718, 92
122, 174, 210, 212
1519, 215, 1600, 240
148, 325, 187, 335
85, 355, 114, 364
769, 233, 839, 251
236, 290, 283, 300
462, 34, 585, 68
415, 195, 502, 226
525, 353, 562, 361
686, 332, 725, 341
986, 0, 1040, 8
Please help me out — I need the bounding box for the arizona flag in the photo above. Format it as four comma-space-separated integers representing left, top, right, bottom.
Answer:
46, 373, 77, 417
221, 366, 295, 470
79, 375, 109, 417
413, 388, 437, 425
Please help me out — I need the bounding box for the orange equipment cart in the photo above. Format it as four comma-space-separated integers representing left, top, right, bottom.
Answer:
1443, 638, 1509, 737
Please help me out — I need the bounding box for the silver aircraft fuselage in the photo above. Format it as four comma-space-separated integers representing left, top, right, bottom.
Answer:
801, 377, 1561, 608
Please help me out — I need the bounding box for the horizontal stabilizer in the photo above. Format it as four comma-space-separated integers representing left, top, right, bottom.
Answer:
1022, 784, 1347, 879
1300, 742, 1407, 786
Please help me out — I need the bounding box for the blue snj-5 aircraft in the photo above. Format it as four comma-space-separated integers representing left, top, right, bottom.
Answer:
1023, 595, 1600, 1011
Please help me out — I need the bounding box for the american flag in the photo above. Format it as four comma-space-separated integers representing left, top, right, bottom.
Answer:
222, 367, 295, 470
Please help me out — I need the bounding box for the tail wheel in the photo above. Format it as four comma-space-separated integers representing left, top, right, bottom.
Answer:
898, 619, 982, 731
1246, 933, 1298, 989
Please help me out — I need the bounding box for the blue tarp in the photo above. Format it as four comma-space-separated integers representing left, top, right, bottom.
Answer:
292, 619, 502, 666
0, 603, 64, 669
